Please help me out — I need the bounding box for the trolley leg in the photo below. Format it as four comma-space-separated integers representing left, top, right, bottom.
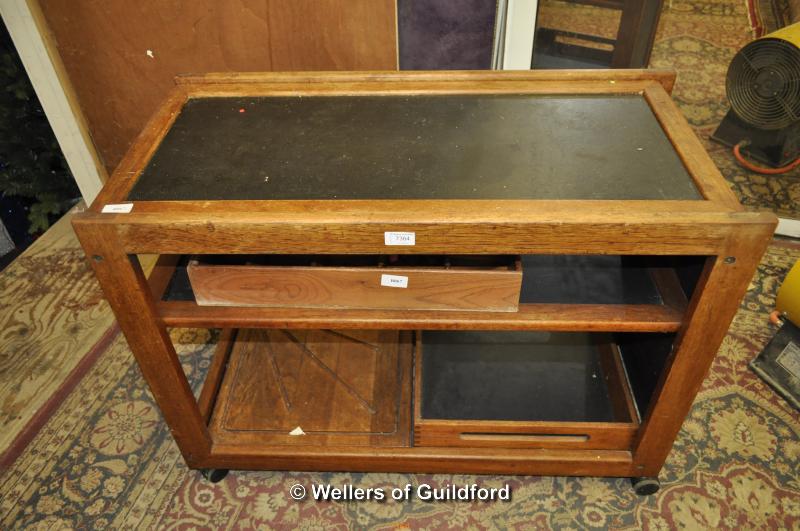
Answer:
200, 469, 230, 483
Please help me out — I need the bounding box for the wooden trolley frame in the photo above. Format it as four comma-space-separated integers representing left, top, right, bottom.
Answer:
72, 70, 776, 481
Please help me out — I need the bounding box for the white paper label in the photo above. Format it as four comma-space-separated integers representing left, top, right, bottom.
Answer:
777, 341, 800, 378
381, 274, 409, 288
384, 231, 415, 246
101, 203, 134, 214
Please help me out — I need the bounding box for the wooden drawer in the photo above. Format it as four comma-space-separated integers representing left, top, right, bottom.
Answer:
187, 255, 522, 312
413, 331, 640, 450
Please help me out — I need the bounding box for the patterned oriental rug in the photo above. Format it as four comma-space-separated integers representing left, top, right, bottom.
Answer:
2, 0, 800, 528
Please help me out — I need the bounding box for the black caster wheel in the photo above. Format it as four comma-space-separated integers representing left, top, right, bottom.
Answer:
200, 468, 229, 483
631, 477, 660, 496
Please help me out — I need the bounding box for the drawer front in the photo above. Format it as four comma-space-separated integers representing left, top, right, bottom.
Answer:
414, 420, 637, 450
187, 259, 522, 312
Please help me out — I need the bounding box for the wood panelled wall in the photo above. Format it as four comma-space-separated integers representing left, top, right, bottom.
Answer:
37, 0, 398, 173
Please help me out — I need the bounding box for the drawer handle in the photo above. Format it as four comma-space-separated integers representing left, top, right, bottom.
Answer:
459, 433, 589, 443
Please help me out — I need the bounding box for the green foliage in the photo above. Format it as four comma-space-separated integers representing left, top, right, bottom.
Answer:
0, 20, 79, 233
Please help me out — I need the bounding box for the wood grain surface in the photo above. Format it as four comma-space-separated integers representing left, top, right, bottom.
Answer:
197, 328, 236, 424
210, 329, 412, 447
37, 0, 398, 172
202, 443, 635, 476
156, 301, 685, 332
188, 259, 522, 312
631, 224, 776, 476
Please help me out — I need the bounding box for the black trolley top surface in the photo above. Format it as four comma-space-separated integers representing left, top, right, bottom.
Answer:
126, 94, 701, 202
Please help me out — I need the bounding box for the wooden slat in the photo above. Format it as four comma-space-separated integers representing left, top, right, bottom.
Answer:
184, 80, 658, 99
611, 0, 663, 68
86, 209, 775, 256
599, 343, 640, 423
197, 329, 237, 424
156, 301, 685, 332
175, 69, 676, 93
568, 0, 625, 8
202, 443, 635, 477
99, 198, 728, 216
648, 266, 689, 312
146, 254, 180, 300
459, 433, 590, 443
643, 85, 743, 210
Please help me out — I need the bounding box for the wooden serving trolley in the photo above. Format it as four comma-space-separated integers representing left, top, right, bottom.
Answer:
72, 70, 776, 495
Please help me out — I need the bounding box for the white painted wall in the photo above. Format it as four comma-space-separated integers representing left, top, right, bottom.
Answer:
0, 0, 105, 204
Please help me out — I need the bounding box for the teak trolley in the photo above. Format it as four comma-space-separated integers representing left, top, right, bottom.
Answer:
73, 70, 776, 495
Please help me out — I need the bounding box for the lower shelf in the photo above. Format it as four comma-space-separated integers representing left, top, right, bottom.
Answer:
205, 327, 641, 457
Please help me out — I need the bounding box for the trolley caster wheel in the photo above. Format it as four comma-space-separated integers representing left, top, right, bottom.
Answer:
200, 468, 229, 483
631, 477, 660, 496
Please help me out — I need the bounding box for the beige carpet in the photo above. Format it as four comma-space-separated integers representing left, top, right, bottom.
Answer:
0, 206, 115, 456
1, 0, 798, 527
0, 204, 156, 462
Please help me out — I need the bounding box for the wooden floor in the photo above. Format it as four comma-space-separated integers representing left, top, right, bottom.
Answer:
0, 205, 155, 458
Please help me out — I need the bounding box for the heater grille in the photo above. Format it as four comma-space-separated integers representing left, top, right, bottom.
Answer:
726, 38, 800, 130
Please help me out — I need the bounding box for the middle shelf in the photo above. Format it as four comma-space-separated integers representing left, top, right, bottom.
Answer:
150, 254, 705, 332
